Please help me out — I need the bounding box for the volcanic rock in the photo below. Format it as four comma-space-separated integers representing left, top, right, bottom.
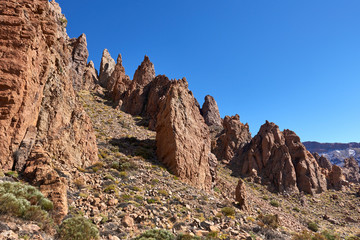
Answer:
342, 157, 360, 183
121, 55, 156, 115
214, 115, 251, 162
99, 49, 116, 87
23, 146, 68, 223
313, 152, 333, 171
107, 54, 131, 103
235, 179, 248, 210
201, 95, 222, 127
81, 61, 99, 91
328, 165, 345, 190
0, 0, 98, 221
69, 33, 89, 91
156, 78, 212, 191
238, 121, 327, 194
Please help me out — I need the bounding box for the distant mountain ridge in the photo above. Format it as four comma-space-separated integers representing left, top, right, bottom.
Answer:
303, 141, 360, 166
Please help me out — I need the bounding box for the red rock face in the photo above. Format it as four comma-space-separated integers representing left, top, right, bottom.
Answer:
201, 95, 222, 127
0, 0, 98, 220
82, 61, 99, 91
106, 54, 131, 103
156, 78, 212, 191
121, 56, 156, 116
69, 33, 89, 91
238, 121, 327, 194
342, 157, 360, 183
214, 115, 251, 162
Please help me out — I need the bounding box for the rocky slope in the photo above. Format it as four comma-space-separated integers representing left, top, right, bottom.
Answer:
0, 1, 360, 239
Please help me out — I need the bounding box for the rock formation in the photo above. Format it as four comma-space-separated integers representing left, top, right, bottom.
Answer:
99, 49, 116, 87
201, 95, 222, 127
0, 0, 98, 221
69, 33, 89, 91
106, 54, 131, 103
156, 78, 213, 191
121, 55, 156, 116
313, 152, 333, 171
238, 121, 327, 194
82, 61, 99, 91
342, 157, 360, 183
214, 115, 251, 162
235, 179, 248, 210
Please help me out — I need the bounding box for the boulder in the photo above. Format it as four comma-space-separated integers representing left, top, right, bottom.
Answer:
238, 121, 327, 194
201, 95, 222, 127
156, 78, 212, 191
235, 179, 248, 210
99, 49, 116, 87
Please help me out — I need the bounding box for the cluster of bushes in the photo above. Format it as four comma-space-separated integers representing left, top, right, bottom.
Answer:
133, 229, 223, 240
57, 216, 99, 240
0, 181, 53, 227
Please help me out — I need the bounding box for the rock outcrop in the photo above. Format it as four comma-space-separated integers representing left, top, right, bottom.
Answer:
342, 157, 360, 183
121, 56, 155, 116
313, 153, 345, 190
214, 115, 251, 163
313, 152, 333, 171
99, 49, 116, 87
106, 54, 131, 103
69, 33, 89, 91
82, 61, 99, 90
238, 121, 327, 194
0, 0, 98, 221
156, 78, 212, 191
235, 179, 248, 210
201, 95, 222, 127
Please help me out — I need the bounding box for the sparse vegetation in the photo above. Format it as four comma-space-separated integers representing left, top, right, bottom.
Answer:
57, 216, 99, 240
133, 229, 175, 240
307, 221, 319, 232
221, 207, 235, 217
270, 200, 279, 207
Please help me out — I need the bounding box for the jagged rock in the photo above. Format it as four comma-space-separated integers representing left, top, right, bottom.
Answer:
313, 152, 333, 171
342, 157, 360, 183
121, 55, 156, 115
238, 121, 327, 194
0, 0, 98, 223
328, 165, 345, 190
107, 54, 131, 103
69, 33, 89, 91
82, 61, 99, 91
156, 78, 212, 191
145, 75, 172, 130
235, 179, 248, 210
99, 49, 116, 87
23, 146, 68, 224
214, 115, 251, 162
201, 95, 222, 127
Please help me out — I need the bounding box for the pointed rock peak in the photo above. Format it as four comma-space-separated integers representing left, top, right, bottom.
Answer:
132, 55, 155, 86
87, 60, 94, 68
117, 54, 123, 66
202, 95, 222, 127
143, 55, 150, 63
99, 49, 116, 87
79, 33, 86, 41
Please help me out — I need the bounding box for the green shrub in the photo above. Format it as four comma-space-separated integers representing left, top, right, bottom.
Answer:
0, 181, 53, 226
270, 200, 279, 207
307, 221, 319, 232
133, 229, 175, 240
176, 234, 200, 240
57, 216, 99, 240
221, 207, 235, 217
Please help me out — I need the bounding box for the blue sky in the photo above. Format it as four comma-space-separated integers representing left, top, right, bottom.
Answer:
56, 0, 360, 143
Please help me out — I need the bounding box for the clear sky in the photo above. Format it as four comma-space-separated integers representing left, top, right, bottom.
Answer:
56, 0, 360, 143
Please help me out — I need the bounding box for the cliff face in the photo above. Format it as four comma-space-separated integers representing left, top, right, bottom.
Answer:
0, 0, 98, 221
156, 78, 213, 191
